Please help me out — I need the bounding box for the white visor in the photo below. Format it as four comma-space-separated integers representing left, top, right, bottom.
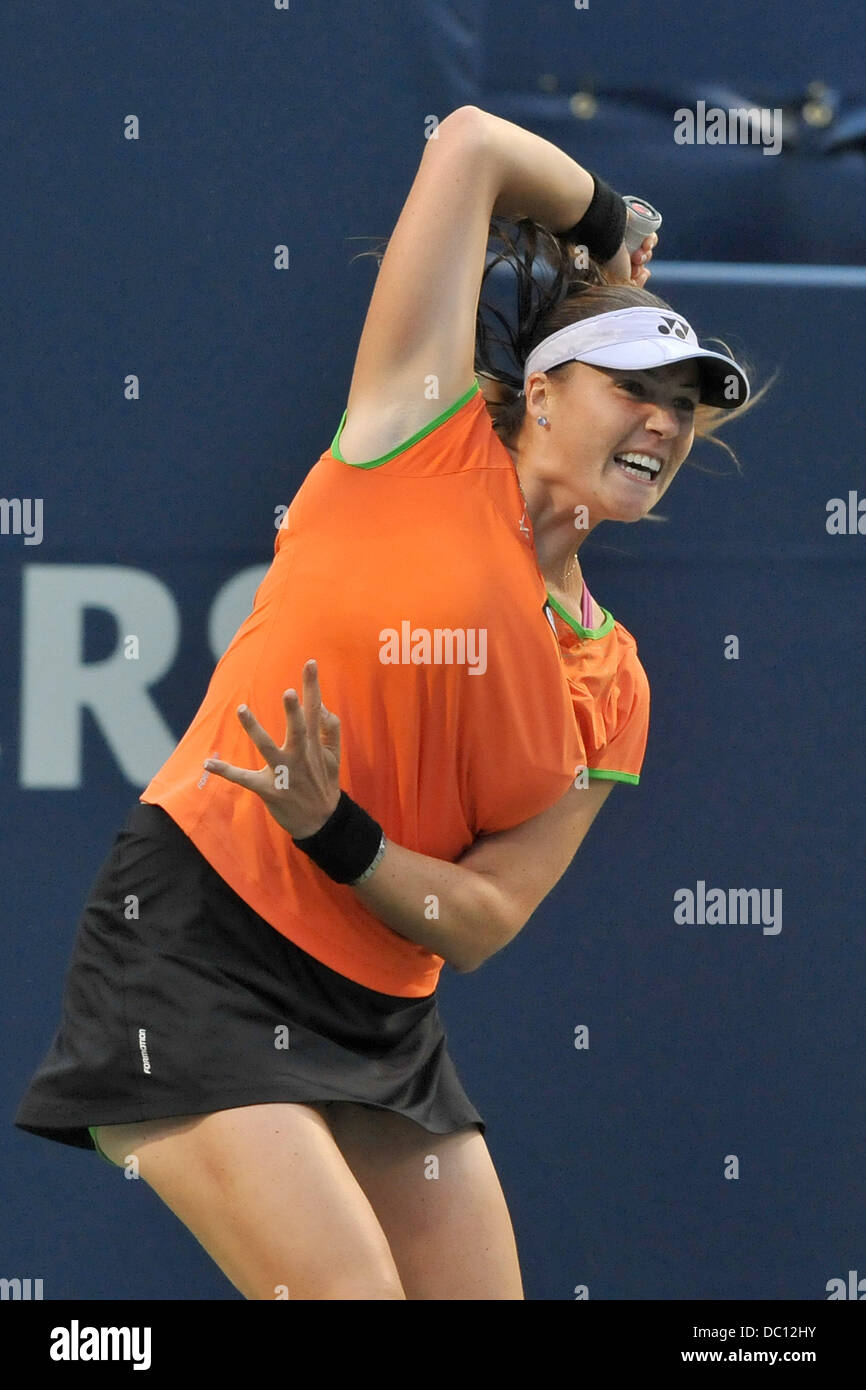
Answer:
522, 306, 750, 409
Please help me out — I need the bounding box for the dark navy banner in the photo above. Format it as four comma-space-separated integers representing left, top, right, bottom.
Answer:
2, 1, 864, 1304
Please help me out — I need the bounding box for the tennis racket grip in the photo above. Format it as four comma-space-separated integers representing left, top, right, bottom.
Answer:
622, 196, 663, 253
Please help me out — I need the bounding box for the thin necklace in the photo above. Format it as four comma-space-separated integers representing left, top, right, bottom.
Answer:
564, 553, 584, 600
516, 470, 582, 596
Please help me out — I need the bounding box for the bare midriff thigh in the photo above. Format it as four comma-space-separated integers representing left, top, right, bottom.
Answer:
94, 1103, 406, 1300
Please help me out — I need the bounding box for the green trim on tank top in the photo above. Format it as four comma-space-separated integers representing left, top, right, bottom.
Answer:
331, 380, 481, 467
588, 767, 640, 785
329, 382, 616, 643
546, 591, 615, 640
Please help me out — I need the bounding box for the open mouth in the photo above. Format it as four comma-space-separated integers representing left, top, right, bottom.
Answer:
613, 452, 662, 484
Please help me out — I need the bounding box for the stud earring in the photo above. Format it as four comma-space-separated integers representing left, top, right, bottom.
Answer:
536, 415, 550, 428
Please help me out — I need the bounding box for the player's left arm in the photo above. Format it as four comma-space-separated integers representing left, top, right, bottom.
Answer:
448, 777, 615, 969
204, 663, 616, 974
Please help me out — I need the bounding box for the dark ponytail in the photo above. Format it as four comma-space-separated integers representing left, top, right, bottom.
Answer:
475, 216, 772, 471
477, 217, 675, 443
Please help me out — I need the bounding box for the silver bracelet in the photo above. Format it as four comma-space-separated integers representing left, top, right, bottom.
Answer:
350, 832, 387, 885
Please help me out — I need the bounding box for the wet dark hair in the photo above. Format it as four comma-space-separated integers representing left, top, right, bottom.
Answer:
475, 217, 776, 477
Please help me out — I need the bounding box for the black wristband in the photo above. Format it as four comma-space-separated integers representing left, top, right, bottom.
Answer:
559, 173, 628, 264
292, 790, 385, 885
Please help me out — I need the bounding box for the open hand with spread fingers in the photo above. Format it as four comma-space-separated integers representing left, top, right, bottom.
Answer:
203, 659, 342, 839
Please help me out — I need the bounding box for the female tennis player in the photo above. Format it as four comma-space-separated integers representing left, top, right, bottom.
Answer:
16, 106, 759, 1300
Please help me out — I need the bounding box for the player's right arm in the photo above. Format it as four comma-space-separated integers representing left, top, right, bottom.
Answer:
338, 105, 604, 464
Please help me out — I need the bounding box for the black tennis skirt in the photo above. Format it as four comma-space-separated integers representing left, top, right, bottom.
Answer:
15, 801, 485, 1161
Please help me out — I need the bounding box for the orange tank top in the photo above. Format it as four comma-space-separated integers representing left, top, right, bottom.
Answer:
141, 381, 649, 995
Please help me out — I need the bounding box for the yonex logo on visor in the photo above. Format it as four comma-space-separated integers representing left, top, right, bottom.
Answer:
520, 305, 750, 409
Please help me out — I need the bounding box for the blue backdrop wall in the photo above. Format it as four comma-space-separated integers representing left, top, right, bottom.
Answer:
2, 1, 864, 1301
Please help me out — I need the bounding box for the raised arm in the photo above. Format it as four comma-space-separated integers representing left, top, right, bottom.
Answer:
338, 105, 607, 463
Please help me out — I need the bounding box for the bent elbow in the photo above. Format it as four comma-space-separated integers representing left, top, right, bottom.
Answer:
448, 938, 484, 975
449, 935, 483, 974
458, 901, 522, 975
435, 105, 490, 152
450, 956, 477, 975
